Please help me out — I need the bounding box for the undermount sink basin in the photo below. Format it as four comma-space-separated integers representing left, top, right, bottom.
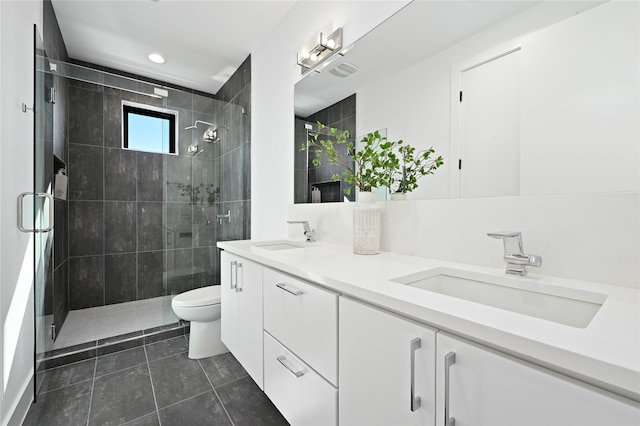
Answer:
391, 268, 607, 328
252, 240, 306, 251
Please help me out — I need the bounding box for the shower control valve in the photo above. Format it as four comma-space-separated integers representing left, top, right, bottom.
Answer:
217, 210, 231, 225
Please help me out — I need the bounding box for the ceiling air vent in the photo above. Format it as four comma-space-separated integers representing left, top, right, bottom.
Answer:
329, 62, 359, 78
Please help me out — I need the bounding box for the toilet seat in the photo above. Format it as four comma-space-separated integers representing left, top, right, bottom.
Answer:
172, 286, 221, 308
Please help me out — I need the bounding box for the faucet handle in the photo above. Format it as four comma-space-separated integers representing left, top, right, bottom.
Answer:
488, 231, 524, 255
488, 231, 541, 275
487, 231, 521, 239
304, 229, 316, 243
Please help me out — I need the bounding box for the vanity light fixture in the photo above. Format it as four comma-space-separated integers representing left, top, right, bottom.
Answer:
297, 27, 343, 74
147, 53, 165, 64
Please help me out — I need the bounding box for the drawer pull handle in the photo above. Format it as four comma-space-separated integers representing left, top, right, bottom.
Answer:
236, 262, 243, 293
230, 261, 237, 290
444, 351, 456, 426
276, 283, 303, 296
410, 337, 421, 412
277, 355, 304, 378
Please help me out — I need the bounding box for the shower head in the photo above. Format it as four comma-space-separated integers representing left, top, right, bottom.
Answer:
203, 124, 228, 144
203, 128, 219, 144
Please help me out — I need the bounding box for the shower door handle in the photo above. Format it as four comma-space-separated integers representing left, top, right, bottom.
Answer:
18, 192, 54, 233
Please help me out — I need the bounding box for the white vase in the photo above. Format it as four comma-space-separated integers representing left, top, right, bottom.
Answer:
390, 192, 407, 201
353, 191, 381, 255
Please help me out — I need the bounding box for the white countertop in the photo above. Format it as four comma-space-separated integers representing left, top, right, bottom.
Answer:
217, 239, 640, 402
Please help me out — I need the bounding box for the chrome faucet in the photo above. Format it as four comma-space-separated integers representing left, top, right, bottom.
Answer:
287, 220, 316, 242
487, 231, 542, 276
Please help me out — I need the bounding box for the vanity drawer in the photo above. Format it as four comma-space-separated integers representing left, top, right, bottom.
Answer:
263, 267, 338, 385
264, 332, 337, 426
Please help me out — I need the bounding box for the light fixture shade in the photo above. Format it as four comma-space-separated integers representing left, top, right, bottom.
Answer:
297, 27, 343, 74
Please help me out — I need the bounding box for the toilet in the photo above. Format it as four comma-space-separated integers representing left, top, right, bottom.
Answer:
171, 285, 228, 359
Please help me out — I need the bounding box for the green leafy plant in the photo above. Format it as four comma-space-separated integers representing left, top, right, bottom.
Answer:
177, 183, 220, 205
302, 122, 396, 195
389, 142, 444, 193
302, 122, 443, 196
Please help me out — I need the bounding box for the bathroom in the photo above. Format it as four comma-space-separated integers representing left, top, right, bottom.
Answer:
1, 0, 639, 425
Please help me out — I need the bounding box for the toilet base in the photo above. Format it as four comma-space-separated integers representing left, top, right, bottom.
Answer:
188, 319, 228, 359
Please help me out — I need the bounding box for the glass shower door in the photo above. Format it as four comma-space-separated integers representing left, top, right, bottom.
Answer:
33, 25, 54, 399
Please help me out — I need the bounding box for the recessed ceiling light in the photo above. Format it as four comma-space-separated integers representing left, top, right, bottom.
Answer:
147, 53, 165, 64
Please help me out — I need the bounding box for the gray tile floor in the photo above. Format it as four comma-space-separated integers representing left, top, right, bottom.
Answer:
25, 335, 289, 426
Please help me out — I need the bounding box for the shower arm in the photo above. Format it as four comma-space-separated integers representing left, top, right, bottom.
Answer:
185, 120, 214, 130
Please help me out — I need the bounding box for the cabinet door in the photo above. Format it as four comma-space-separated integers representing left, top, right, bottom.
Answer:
220, 252, 264, 389
436, 332, 640, 426
264, 332, 337, 426
263, 268, 338, 386
236, 255, 264, 389
339, 297, 436, 426
220, 251, 238, 355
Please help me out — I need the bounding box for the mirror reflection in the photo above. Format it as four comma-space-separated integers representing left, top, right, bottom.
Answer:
294, 1, 637, 203
294, 95, 356, 203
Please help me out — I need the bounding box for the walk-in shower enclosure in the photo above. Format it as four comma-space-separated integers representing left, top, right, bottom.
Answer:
34, 39, 251, 388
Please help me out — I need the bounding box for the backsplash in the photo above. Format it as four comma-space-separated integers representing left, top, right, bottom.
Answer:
288, 192, 640, 289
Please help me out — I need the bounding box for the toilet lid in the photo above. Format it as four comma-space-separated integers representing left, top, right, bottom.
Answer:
172, 285, 221, 308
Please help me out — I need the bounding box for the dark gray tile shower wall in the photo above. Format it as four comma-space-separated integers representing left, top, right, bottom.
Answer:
66, 56, 251, 310
295, 94, 356, 203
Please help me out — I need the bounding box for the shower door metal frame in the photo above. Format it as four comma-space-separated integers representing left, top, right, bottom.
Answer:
32, 24, 55, 400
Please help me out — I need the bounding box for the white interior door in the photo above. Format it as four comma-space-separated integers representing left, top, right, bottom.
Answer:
459, 49, 521, 198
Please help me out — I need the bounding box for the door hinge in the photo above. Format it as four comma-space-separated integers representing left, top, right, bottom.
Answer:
459, 91, 463, 102
48, 87, 56, 104
458, 159, 462, 170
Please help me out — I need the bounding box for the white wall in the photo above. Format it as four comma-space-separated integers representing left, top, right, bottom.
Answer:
520, 1, 639, 195
251, 0, 410, 240
0, 1, 43, 425
357, 1, 635, 200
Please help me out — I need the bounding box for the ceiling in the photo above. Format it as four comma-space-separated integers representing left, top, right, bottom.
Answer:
51, 0, 297, 95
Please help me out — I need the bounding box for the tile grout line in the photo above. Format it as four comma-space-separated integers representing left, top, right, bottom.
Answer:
197, 355, 236, 426
38, 377, 94, 397
85, 358, 98, 426
208, 373, 249, 391
143, 343, 162, 425
155, 389, 212, 413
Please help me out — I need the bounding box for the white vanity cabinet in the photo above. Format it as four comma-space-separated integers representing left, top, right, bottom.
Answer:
339, 297, 437, 426
262, 267, 339, 425
436, 332, 640, 426
220, 251, 264, 389
263, 268, 338, 385
264, 332, 338, 426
